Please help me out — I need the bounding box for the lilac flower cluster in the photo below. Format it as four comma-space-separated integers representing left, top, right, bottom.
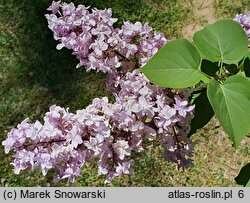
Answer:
234, 12, 250, 40
2, 1, 195, 183
45, 1, 167, 73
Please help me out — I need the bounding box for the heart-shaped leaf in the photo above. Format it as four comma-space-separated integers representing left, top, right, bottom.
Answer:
141, 39, 209, 88
193, 20, 248, 64
207, 75, 250, 147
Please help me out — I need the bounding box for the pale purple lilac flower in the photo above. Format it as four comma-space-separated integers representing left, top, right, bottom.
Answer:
2, 1, 195, 183
234, 12, 250, 40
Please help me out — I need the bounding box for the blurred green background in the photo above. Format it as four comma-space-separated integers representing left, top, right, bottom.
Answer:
0, 0, 250, 186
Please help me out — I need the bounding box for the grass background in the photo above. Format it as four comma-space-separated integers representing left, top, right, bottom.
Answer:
0, 0, 249, 186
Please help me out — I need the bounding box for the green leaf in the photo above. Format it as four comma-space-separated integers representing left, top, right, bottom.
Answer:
188, 91, 214, 137
140, 39, 209, 88
235, 163, 250, 187
193, 20, 248, 64
200, 59, 220, 76
246, 180, 250, 187
207, 75, 250, 147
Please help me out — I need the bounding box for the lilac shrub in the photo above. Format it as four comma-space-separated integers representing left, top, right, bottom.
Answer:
2, 1, 195, 183
234, 12, 250, 40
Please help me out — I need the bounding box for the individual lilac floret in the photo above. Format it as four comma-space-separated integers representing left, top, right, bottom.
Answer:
12, 150, 35, 174
174, 96, 195, 118
113, 140, 131, 160
47, 1, 61, 14
154, 105, 176, 133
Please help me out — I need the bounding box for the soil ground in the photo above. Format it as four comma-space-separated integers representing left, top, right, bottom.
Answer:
182, 0, 216, 39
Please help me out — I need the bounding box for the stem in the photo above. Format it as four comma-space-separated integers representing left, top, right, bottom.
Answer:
220, 61, 223, 74
203, 73, 212, 80
192, 88, 206, 95
172, 126, 180, 150
21, 139, 66, 150
114, 50, 130, 62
